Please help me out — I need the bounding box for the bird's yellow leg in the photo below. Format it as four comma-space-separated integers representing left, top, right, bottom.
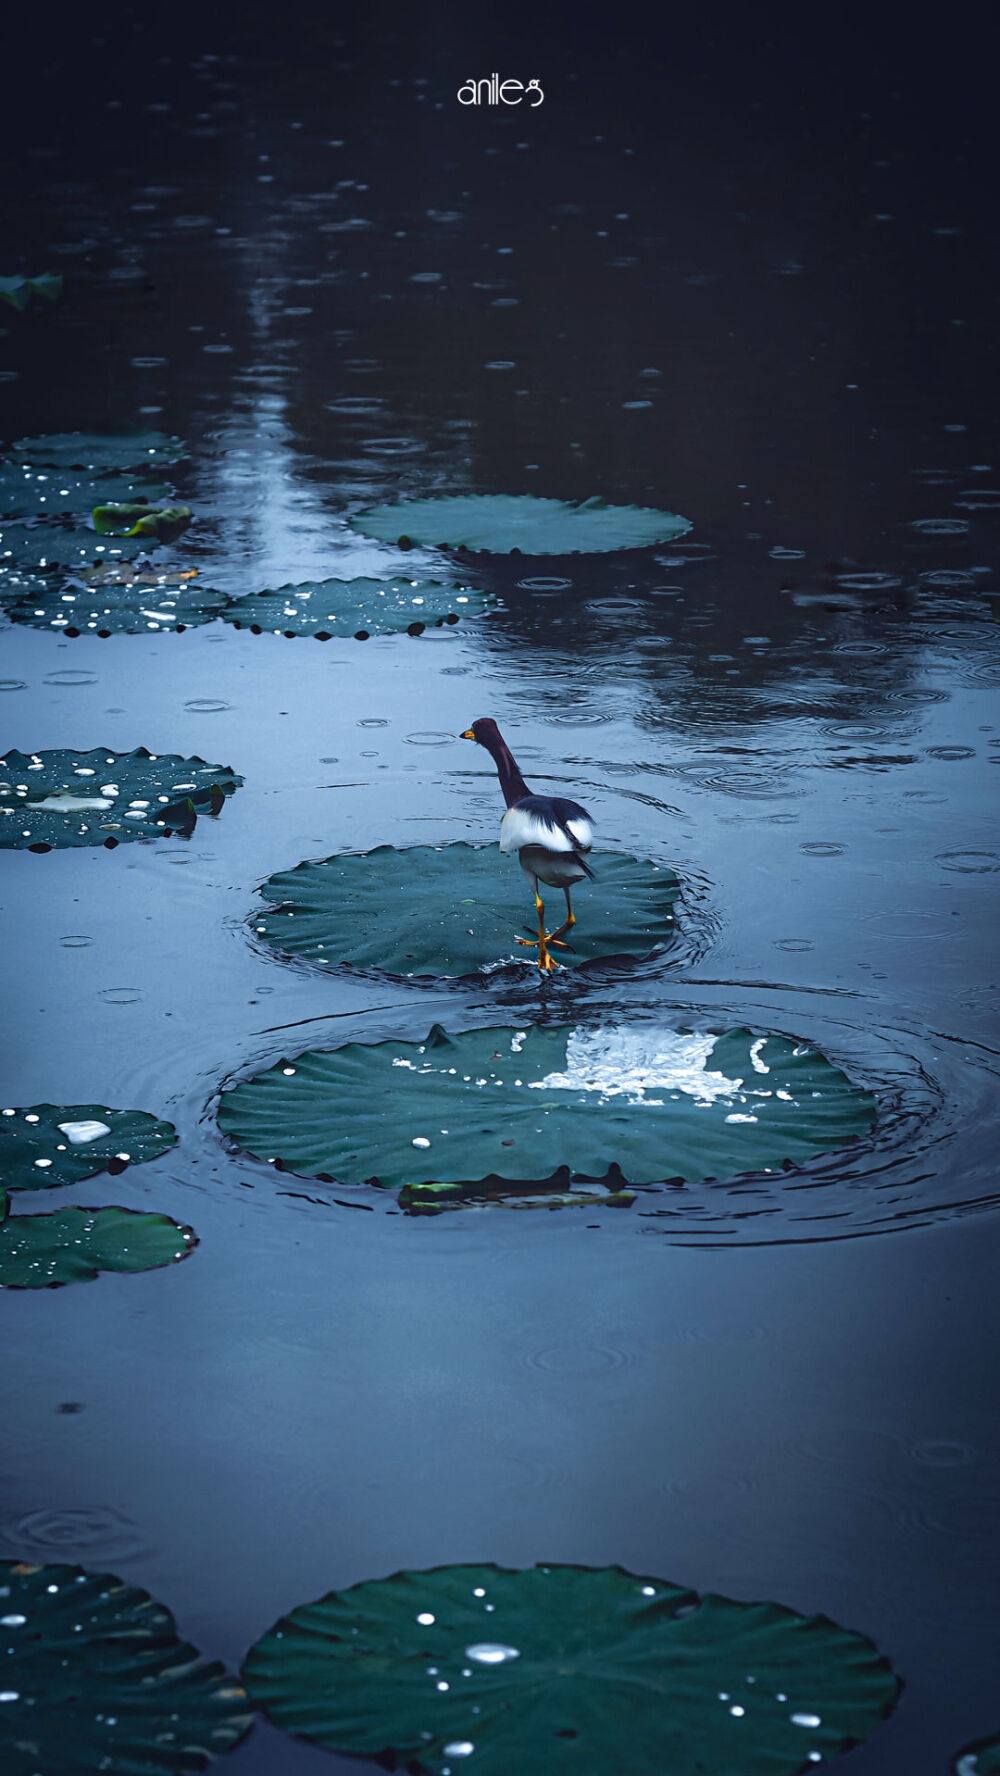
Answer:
514, 891, 563, 970
547, 891, 576, 946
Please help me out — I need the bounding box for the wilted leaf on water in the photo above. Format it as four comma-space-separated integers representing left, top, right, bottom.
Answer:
253, 845, 680, 977
92, 501, 192, 541
0, 1103, 176, 1192
243, 1561, 899, 1776
217, 1022, 876, 1189
0, 272, 63, 311
350, 493, 692, 554
0, 1559, 251, 1770
224, 574, 489, 638
0, 748, 242, 850
0, 1203, 195, 1289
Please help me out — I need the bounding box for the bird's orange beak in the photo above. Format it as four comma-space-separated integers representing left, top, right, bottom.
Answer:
460, 729, 476, 740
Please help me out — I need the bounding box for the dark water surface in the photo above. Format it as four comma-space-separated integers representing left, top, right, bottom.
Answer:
2, 9, 999, 1772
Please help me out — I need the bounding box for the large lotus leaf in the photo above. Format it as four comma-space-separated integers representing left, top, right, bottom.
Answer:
243, 1561, 899, 1776
0, 1103, 177, 1192
9, 429, 187, 472
224, 575, 488, 639
956, 1735, 1000, 1776
0, 460, 171, 519
0, 1204, 195, 1289
349, 493, 692, 554
217, 1023, 876, 1189
253, 845, 680, 977
0, 749, 242, 850
0, 272, 62, 310
0, 1559, 251, 1770
4, 565, 229, 635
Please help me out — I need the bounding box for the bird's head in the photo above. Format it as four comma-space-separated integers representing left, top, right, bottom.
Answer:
460, 718, 500, 747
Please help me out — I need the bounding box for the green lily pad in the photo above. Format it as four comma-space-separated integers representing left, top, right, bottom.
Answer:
0, 272, 62, 311
92, 502, 192, 541
955, 1734, 1000, 1776
0, 1559, 251, 1770
0, 1201, 195, 1289
0, 1103, 177, 1192
4, 564, 229, 635
224, 574, 488, 639
349, 493, 692, 554
10, 429, 187, 472
217, 1022, 876, 1189
0, 748, 242, 850
0, 516, 152, 575
0, 460, 171, 519
253, 845, 680, 977
242, 1561, 899, 1776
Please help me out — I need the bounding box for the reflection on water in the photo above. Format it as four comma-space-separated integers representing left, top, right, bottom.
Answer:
2, 9, 999, 1775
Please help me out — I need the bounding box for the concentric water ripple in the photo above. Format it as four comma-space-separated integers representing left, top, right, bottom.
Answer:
0, 1504, 151, 1562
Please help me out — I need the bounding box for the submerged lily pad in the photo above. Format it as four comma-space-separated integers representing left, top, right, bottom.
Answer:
955, 1734, 1000, 1776
0, 1103, 176, 1191
0, 1197, 195, 1289
0, 272, 62, 311
0, 748, 242, 850
253, 845, 680, 976
400, 1180, 637, 1214
349, 493, 692, 554
0, 1559, 251, 1770
4, 565, 228, 635
217, 1023, 876, 1189
243, 1561, 899, 1776
224, 574, 488, 639
9, 429, 187, 472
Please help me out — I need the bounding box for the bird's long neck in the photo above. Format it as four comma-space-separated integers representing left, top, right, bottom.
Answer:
483, 730, 531, 808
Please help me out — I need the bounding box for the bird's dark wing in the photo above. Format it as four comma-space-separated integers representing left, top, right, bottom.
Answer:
499, 794, 595, 871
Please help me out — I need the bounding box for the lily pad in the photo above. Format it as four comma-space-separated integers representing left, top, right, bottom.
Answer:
0, 272, 62, 311
0, 1103, 177, 1192
0, 1559, 251, 1770
0, 748, 242, 850
224, 574, 488, 639
955, 1734, 1000, 1776
0, 1198, 195, 1289
0, 516, 152, 576
4, 565, 229, 635
0, 461, 171, 519
253, 845, 680, 977
92, 501, 192, 541
242, 1561, 899, 1776
9, 429, 187, 472
217, 1022, 876, 1189
349, 493, 692, 554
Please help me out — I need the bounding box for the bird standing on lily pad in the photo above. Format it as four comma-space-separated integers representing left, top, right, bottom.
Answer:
461, 718, 593, 972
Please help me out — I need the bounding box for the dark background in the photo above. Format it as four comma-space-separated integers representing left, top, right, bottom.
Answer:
2, 3, 999, 1774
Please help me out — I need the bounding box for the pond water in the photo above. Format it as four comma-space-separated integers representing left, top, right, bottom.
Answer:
2, 10, 999, 1773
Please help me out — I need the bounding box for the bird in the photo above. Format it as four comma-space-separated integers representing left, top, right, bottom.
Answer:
460, 717, 594, 973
